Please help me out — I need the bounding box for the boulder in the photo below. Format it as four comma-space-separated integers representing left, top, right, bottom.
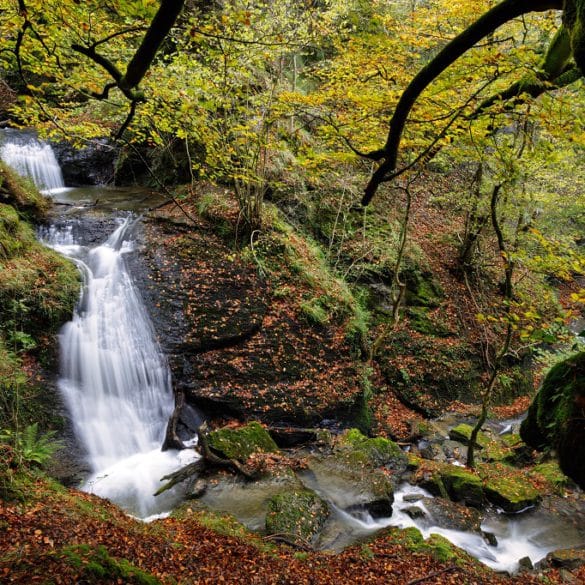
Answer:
428, 466, 484, 508
520, 352, 585, 490
420, 497, 482, 532
546, 547, 585, 570
208, 422, 278, 461
483, 475, 540, 513
336, 428, 407, 471
265, 489, 329, 546
303, 457, 394, 519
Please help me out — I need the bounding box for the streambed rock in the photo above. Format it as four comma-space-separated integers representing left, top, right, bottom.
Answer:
419, 497, 482, 532
265, 489, 329, 546
208, 422, 279, 461
483, 475, 540, 513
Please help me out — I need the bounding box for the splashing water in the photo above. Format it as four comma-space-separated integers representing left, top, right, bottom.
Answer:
44, 218, 197, 518
0, 135, 65, 192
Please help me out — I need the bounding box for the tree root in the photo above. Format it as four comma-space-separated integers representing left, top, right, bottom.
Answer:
155, 422, 258, 496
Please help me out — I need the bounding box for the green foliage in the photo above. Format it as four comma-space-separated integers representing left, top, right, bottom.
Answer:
60, 544, 161, 585
0, 423, 61, 468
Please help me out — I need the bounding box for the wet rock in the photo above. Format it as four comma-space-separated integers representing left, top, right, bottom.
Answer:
404, 506, 427, 520
187, 479, 207, 499
518, 556, 534, 571
419, 442, 447, 462
302, 456, 394, 519
441, 440, 467, 462
208, 422, 279, 461
482, 531, 498, 546
435, 466, 484, 508
483, 475, 540, 513
402, 493, 424, 503
420, 497, 482, 532
136, 219, 364, 427
546, 547, 585, 570
52, 139, 117, 186
265, 489, 329, 546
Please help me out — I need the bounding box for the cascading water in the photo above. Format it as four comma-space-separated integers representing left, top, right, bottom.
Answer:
0, 131, 65, 192
1, 133, 196, 518
44, 218, 197, 519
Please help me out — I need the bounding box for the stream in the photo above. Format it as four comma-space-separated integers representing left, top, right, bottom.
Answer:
1, 132, 583, 574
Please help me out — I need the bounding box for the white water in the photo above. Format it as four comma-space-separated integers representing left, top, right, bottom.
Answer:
336, 484, 581, 574
0, 137, 65, 192
45, 219, 197, 518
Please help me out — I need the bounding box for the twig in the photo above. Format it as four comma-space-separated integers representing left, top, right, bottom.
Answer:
406, 566, 458, 585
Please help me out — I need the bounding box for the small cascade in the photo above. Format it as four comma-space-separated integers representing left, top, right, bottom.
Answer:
0, 131, 65, 192
44, 218, 197, 518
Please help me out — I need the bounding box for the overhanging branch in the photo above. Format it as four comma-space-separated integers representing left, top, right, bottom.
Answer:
362, 0, 564, 206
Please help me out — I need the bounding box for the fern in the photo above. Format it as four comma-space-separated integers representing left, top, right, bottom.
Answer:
3, 423, 62, 467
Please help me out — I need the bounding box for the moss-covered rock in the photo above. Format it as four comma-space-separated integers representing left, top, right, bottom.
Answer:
265, 489, 329, 545
0, 162, 50, 219
208, 422, 279, 461
532, 461, 571, 493
448, 424, 489, 450
438, 466, 484, 508
304, 456, 395, 518
520, 352, 585, 490
483, 475, 540, 513
336, 428, 407, 470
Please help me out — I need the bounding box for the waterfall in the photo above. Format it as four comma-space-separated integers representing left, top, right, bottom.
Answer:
44, 218, 197, 519
0, 131, 65, 192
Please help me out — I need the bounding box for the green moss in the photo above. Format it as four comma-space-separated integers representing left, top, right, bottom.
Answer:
532, 461, 570, 493
208, 422, 279, 461
60, 544, 160, 585
265, 489, 329, 545
483, 475, 540, 513
439, 466, 484, 508
422, 534, 459, 562
337, 428, 406, 468
407, 307, 451, 337
0, 162, 49, 220
449, 424, 489, 449
521, 352, 582, 449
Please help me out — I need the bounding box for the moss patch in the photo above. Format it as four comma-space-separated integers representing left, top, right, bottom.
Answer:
336, 428, 406, 469
60, 544, 160, 585
449, 424, 489, 449
439, 466, 484, 508
265, 489, 329, 545
208, 422, 279, 461
483, 475, 540, 513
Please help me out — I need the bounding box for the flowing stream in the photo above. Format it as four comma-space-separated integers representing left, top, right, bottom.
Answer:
1, 132, 582, 569
1, 131, 196, 519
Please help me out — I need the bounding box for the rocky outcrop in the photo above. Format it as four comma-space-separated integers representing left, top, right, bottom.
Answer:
135, 215, 364, 427
520, 352, 585, 490
52, 139, 117, 186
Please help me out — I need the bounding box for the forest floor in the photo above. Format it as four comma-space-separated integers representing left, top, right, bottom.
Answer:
2, 476, 583, 585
